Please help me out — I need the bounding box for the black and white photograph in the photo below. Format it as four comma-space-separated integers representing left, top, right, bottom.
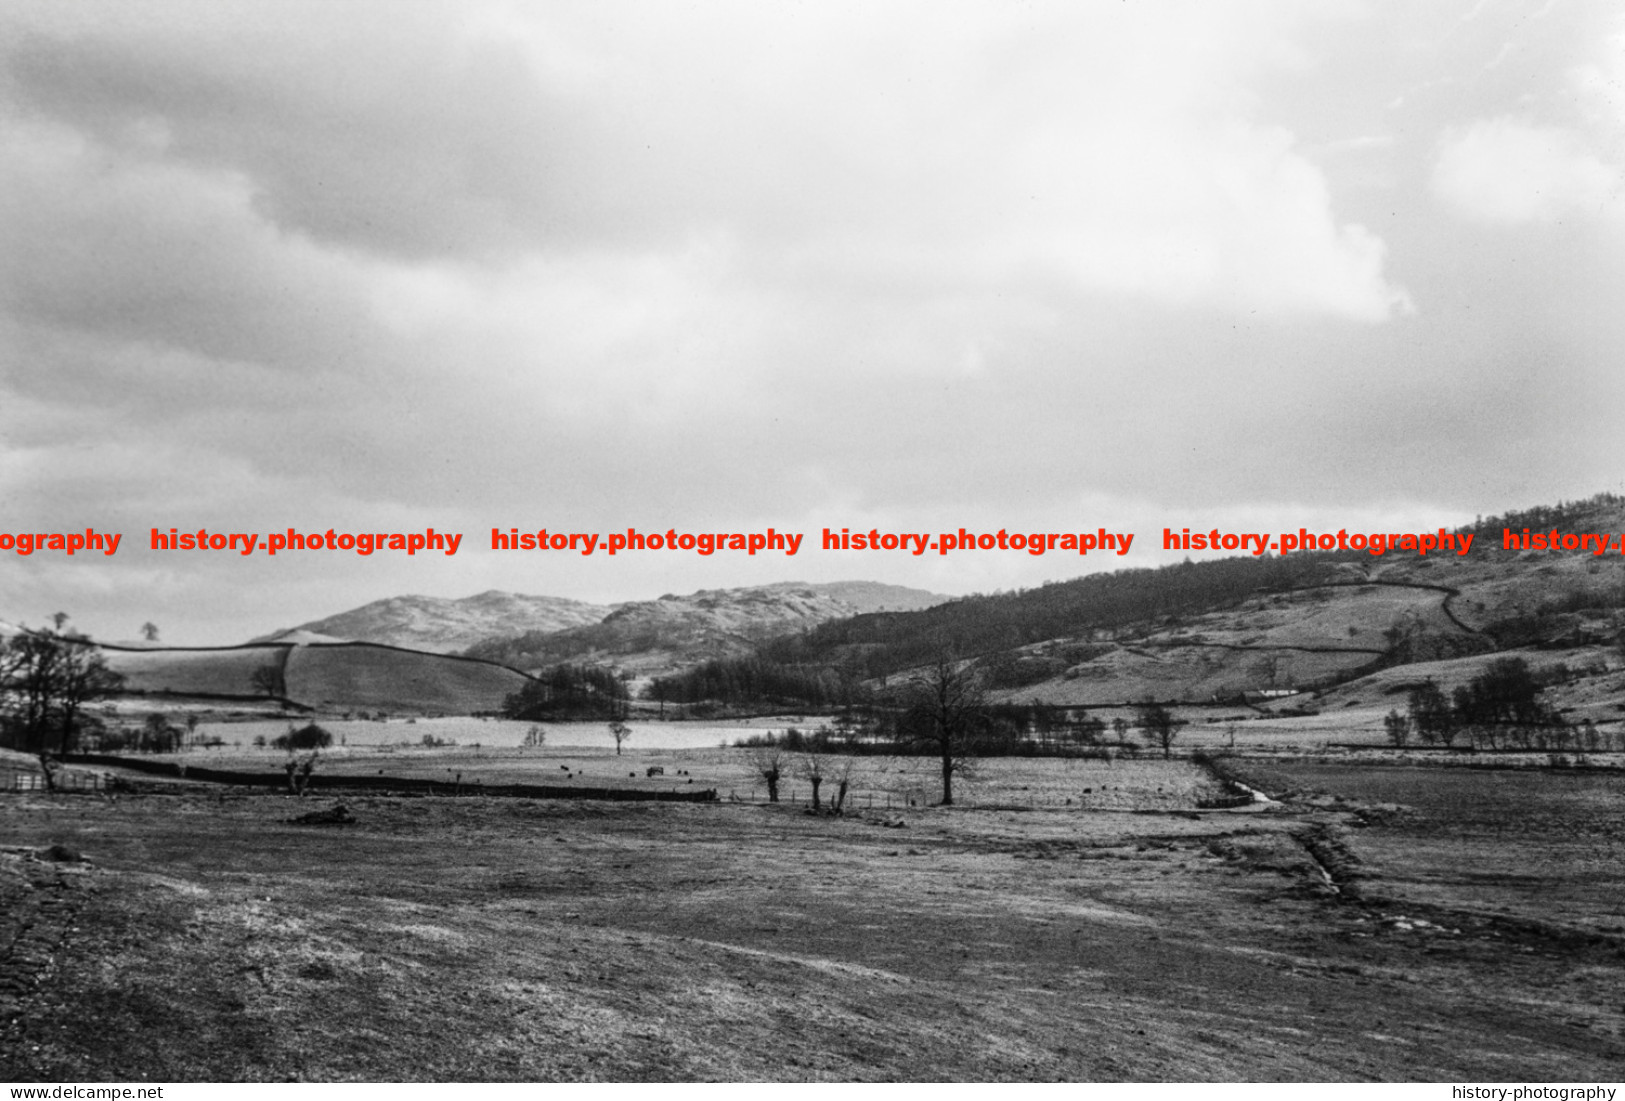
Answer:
2, 0, 1623, 1085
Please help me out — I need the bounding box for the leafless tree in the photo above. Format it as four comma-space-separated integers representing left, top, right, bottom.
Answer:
798, 753, 826, 810
751, 747, 784, 802
0, 628, 123, 789
250, 663, 283, 700
53, 636, 123, 757
828, 756, 858, 814
608, 720, 631, 755
1383, 709, 1411, 747
1135, 700, 1182, 760
901, 656, 985, 806
142, 713, 181, 753
140, 622, 160, 642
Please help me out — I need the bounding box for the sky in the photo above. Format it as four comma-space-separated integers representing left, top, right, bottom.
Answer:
2, 0, 1623, 645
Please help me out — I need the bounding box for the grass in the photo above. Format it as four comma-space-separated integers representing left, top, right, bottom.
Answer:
282, 645, 527, 713
2, 751, 1621, 1081
102, 646, 284, 698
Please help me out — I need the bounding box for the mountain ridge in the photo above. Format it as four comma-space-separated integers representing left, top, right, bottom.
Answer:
462, 581, 954, 674
257, 590, 614, 654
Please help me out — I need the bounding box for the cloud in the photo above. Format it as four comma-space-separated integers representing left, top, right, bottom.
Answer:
0, 1, 1422, 539
1432, 14, 1625, 226
1432, 116, 1622, 224
0, 0, 1409, 322
24, 1, 1625, 646
0, 110, 376, 367
0, 1, 596, 262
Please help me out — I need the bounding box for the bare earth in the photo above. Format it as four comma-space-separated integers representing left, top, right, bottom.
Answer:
1, 751, 1622, 1082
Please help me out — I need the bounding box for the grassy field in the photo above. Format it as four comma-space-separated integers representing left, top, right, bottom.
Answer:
2, 751, 1621, 1081
183, 715, 828, 753
90, 641, 533, 715
102, 646, 284, 698
282, 646, 527, 713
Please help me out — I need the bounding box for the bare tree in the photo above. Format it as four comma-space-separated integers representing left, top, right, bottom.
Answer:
751, 747, 784, 802
250, 663, 283, 700
798, 753, 826, 810
140, 622, 160, 642
608, 720, 631, 755
828, 756, 858, 814
646, 678, 670, 720
142, 713, 181, 753
1135, 700, 1181, 760
0, 633, 59, 762
1383, 708, 1411, 747
901, 656, 985, 806
0, 628, 124, 788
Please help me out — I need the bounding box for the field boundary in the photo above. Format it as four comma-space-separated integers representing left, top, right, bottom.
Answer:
61, 754, 718, 802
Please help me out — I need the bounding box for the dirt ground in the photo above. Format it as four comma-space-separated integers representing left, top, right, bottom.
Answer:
2, 753, 1622, 1082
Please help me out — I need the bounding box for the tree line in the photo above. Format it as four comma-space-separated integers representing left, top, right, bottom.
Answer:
737, 661, 1186, 807
501, 662, 630, 722
647, 656, 867, 712
1386, 656, 1618, 753
0, 622, 123, 788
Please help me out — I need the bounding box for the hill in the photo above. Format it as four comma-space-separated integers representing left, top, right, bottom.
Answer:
260, 590, 612, 654
742, 493, 1625, 717
89, 639, 530, 716
463, 581, 951, 675
281, 643, 530, 714
100, 644, 288, 700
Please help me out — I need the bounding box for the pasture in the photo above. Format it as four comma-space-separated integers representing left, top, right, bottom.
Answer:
2, 750, 1621, 1081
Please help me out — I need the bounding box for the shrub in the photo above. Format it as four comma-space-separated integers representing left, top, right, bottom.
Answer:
273, 722, 333, 751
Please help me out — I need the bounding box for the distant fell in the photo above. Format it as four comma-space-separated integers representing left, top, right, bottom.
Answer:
463, 581, 951, 674
789, 580, 952, 614
260, 590, 612, 654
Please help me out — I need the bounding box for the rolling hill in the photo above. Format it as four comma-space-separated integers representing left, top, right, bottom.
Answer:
748, 493, 1625, 720
281, 643, 530, 713
85, 639, 530, 716
259, 591, 612, 654
9, 497, 1623, 721
462, 581, 952, 675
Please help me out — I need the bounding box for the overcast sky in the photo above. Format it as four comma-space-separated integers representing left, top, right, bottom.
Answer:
2, 0, 1622, 644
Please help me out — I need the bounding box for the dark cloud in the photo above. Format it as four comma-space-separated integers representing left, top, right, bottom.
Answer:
0, 2, 1620, 644
2, 11, 614, 261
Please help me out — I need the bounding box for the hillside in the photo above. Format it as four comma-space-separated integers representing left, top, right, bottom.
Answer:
463, 581, 951, 675
88, 639, 529, 716
260, 590, 613, 654
749, 493, 1625, 716
10, 496, 1623, 720
282, 644, 529, 713
100, 644, 287, 699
